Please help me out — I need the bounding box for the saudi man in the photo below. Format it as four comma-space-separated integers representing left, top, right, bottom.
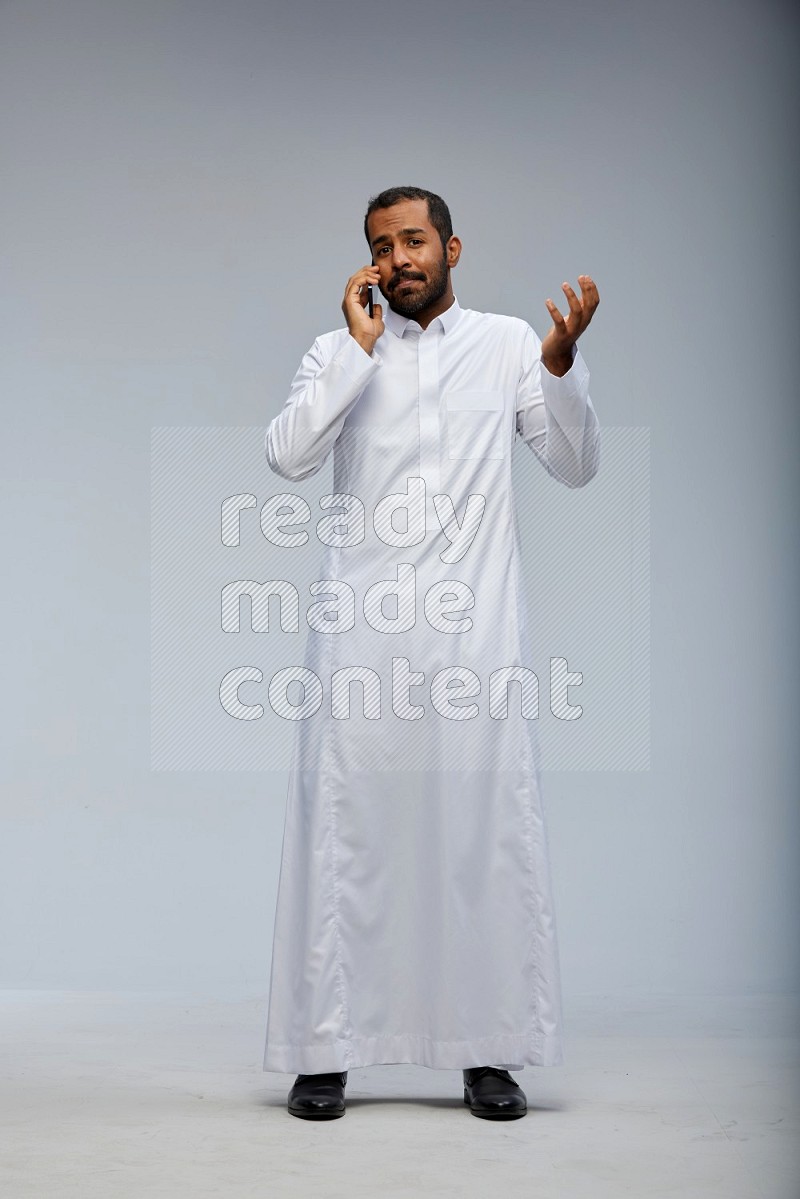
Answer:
262, 186, 600, 1120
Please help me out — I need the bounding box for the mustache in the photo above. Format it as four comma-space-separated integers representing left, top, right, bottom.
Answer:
390, 273, 425, 289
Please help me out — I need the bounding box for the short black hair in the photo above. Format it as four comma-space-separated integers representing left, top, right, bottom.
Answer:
364, 186, 453, 253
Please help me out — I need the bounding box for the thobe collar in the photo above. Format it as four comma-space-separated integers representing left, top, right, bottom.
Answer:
383, 293, 462, 339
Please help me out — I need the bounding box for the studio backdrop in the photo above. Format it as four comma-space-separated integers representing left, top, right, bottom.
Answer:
1, 0, 797, 1010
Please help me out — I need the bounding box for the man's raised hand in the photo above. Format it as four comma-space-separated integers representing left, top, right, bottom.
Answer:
342, 265, 385, 356
541, 275, 600, 376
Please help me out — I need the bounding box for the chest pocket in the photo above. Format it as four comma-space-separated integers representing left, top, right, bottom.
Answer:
444, 390, 507, 460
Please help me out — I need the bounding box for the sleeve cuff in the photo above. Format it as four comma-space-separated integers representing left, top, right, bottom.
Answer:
336, 333, 384, 384
540, 343, 590, 400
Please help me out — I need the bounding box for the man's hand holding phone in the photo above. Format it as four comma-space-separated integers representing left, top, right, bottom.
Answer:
342, 264, 384, 356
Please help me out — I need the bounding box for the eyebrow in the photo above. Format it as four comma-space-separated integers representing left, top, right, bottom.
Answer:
370, 226, 426, 248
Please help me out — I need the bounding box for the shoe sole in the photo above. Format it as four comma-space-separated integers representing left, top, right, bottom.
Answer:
288, 1105, 345, 1119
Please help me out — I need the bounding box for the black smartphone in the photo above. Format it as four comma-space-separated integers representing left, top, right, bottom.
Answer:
367, 284, 374, 319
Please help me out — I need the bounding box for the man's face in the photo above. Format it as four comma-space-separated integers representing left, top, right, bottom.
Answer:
367, 198, 450, 318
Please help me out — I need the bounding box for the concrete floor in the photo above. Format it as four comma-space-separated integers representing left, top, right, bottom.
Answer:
1, 991, 797, 1198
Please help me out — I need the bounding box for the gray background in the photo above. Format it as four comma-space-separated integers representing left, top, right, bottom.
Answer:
1, 0, 797, 1006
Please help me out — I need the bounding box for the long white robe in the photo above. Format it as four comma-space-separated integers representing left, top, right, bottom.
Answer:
261, 295, 600, 1073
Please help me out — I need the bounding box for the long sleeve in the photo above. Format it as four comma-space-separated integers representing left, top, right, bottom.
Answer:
515, 323, 600, 488
265, 334, 383, 481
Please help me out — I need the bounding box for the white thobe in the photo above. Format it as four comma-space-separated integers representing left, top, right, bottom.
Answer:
262, 294, 600, 1073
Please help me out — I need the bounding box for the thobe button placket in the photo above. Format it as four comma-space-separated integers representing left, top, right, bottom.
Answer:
416, 328, 441, 529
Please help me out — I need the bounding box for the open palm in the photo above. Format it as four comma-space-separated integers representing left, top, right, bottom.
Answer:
540, 275, 599, 363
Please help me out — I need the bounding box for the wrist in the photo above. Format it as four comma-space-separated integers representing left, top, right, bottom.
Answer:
541, 350, 574, 378
350, 331, 376, 356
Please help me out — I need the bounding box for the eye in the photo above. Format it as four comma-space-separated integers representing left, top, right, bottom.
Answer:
409, 239, 422, 246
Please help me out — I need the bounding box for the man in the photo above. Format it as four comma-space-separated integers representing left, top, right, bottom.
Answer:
262, 186, 600, 1121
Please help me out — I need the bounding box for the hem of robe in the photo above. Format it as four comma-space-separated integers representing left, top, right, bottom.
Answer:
262, 1031, 563, 1074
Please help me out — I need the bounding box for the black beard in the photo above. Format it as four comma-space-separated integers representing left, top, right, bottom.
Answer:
386, 254, 449, 317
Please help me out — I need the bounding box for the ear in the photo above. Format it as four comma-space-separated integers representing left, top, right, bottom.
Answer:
446, 235, 463, 269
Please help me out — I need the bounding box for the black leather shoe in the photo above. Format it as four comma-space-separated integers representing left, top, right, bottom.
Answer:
287, 1071, 347, 1119
463, 1066, 527, 1119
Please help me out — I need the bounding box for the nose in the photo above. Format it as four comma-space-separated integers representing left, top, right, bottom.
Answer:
391, 243, 412, 270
